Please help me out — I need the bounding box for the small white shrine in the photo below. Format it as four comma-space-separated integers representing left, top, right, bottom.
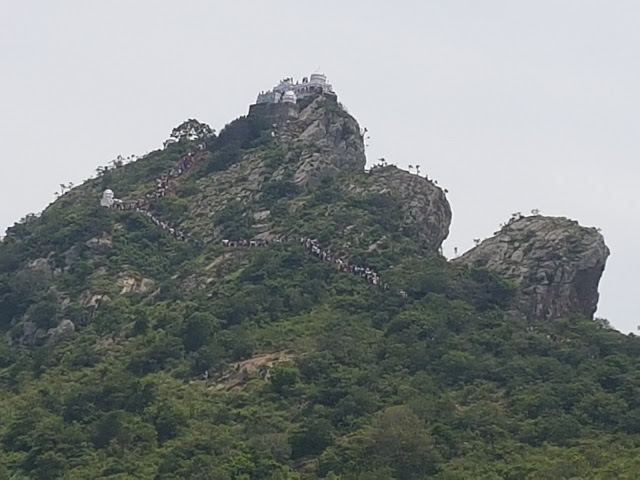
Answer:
255, 73, 335, 105
100, 189, 122, 208
100, 189, 115, 207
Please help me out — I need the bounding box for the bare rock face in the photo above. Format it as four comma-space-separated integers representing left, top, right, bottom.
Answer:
456, 216, 609, 321
363, 166, 451, 250
279, 97, 366, 188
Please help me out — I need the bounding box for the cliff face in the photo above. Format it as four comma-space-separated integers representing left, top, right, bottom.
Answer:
456, 216, 610, 321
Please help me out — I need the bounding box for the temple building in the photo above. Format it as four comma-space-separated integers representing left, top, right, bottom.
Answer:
255, 73, 335, 105
248, 72, 337, 125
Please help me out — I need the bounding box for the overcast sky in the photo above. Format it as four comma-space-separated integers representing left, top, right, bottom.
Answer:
1, 1, 638, 332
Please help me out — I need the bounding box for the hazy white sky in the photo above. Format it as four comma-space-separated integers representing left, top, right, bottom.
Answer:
1, 1, 638, 332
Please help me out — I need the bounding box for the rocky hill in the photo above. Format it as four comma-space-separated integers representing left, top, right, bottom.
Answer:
1, 93, 637, 480
179, 97, 451, 251
456, 215, 610, 322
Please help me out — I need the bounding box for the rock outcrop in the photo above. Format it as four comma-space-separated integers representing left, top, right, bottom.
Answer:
85, 233, 113, 250
187, 96, 367, 239
19, 321, 38, 346
185, 97, 451, 249
277, 97, 366, 188
361, 166, 451, 250
456, 216, 609, 321
117, 274, 155, 295
46, 319, 75, 345
209, 351, 295, 392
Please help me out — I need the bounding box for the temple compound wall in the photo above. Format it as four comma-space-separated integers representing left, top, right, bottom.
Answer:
247, 102, 299, 126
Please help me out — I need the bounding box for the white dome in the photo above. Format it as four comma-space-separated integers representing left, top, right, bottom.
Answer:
103, 189, 114, 195
310, 73, 327, 84
282, 90, 297, 103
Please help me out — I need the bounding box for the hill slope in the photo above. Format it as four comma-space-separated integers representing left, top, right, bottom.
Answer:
0, 96, 636, 480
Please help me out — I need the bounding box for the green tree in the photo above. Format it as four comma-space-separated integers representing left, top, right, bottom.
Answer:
290, 418, 336, 459
270, 363, 300, 396
368, 406, 441, 479
182, 312, 220, 352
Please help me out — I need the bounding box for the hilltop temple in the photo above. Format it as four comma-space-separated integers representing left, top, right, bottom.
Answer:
248, 73, 336, 125
255, 73, 336, 105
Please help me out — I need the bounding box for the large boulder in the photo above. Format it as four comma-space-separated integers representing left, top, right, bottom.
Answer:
456, 216, 609, 321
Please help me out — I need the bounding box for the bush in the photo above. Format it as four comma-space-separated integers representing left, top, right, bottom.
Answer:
213, 201, 254, 240
270, 363, 300, 395
261, 179, 301, 206
155, 196, 189, 219
181, 312, 220, 352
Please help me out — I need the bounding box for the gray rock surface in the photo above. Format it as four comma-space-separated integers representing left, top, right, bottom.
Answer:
362, 166, 451, 250
278, 97, 366, 188
20, 321, 38, 346
85, 233, 113, 249
46, 319, 75, 345
456, 215, 609, 321
16, 257, 55, 288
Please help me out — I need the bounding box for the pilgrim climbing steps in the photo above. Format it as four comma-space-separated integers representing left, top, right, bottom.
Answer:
100, 146, 388, 291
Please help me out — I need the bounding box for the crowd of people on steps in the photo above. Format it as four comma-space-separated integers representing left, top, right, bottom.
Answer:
220, 235, 385, 289
300, 236, 383, 287
107, 150, 200, 241
104, 148, 389, 290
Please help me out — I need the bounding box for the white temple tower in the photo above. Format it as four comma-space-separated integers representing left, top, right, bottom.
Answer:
309, 73, 327, 84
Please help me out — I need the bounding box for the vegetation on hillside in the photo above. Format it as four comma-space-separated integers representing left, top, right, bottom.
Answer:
0, 109, 638, 479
